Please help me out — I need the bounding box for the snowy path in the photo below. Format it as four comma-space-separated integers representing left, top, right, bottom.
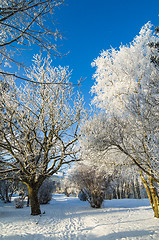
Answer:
0, 195, 159, 239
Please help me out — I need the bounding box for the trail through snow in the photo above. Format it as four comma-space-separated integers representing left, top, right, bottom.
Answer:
0, 195, 159, 239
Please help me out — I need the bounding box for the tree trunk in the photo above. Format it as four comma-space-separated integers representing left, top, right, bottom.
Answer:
140, 171, 159, 218
149, 176, 159, 218
135, 178, 141, 199
5, 187, 10, 203
27, 185, 41, 215
140, 171, 154, 209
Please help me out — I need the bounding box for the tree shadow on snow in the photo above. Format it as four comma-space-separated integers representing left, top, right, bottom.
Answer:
88, 229, 156, 240
1, 233, 57, 240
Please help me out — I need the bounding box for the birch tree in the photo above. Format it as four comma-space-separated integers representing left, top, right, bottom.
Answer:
0, 54, 84, 215
85, 22, 159, 217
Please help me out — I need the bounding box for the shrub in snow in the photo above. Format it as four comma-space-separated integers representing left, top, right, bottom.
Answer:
38, 178, 54, 204
67, 163, 110, 208
78, 191, 87, 201
14, 197, 24, 208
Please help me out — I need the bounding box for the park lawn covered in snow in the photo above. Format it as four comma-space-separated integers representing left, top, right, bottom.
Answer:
0, 194, 159, 240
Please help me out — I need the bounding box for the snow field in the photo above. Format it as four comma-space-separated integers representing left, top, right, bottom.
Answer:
0, 195, 159, 240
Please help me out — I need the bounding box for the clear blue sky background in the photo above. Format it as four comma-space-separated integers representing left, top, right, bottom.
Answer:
52, 0, 159, 107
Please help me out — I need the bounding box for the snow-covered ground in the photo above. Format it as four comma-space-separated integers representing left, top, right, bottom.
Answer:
0, 195, 159, 240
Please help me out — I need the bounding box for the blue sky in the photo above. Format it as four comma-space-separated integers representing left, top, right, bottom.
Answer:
52, 0, 159, 107
8, 0, 159, 107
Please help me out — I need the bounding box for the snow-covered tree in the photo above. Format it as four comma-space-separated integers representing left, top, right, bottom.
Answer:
0, 54, 84, 215
67, 162, 112, 208
86, 22, 159, 217
111, 163, 146, 200
91, 22, 159, 116
63, 175, 79, 197
80, 134, 145, 200
0, 179, 17, 202
0, 0, 64, 82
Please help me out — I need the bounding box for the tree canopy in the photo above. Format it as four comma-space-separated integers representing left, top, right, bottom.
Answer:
89, 22, 159, 180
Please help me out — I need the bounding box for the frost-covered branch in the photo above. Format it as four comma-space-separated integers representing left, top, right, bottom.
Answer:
89, 22, 159, 182
0, 54, 85, 215
0, 0, 65, 82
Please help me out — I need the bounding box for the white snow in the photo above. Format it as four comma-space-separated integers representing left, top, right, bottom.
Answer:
0, 195, 159, 240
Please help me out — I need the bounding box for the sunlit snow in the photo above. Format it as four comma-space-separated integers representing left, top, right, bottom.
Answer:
0, 194, 159, 240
